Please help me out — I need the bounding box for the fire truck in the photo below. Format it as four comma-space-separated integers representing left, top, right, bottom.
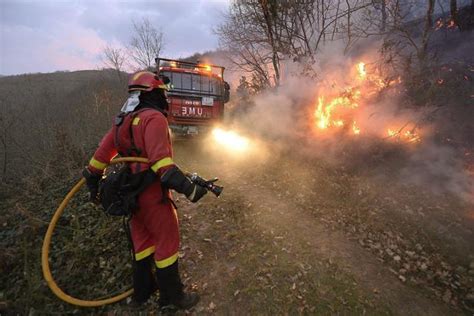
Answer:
156, 57, 230, 136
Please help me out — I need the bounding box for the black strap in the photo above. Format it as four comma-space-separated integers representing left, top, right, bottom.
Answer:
126, 170, 177, 208
126, 169, 157, 198
127, 112, 141, 157
113, 108, 176, 208
123, 215, 135, 262
114, 108, 153, 157
168, 193, 178, 210
114, 113, 126, 151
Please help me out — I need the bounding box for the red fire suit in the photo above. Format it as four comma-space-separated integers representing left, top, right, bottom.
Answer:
87, 109, 179, 268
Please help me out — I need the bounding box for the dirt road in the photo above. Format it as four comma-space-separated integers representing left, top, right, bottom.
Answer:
172, 140, 472, 315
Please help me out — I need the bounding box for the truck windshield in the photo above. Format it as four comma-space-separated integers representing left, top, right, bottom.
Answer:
161, 71, 222, 96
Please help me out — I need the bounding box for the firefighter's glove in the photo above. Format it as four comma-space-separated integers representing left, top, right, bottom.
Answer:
185, 183, 207, 203
82, 168, 101, 204
161, 166, 207, 203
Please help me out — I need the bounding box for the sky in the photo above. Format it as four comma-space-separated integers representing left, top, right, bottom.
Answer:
0, 0, 230, 75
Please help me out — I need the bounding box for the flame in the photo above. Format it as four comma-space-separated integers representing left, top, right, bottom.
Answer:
312, 61, 421, 144
386, 128, 421, 143
403, 130, 421, 143
435, 18, 456, 31
334, 120, 344, 127
314, 91, 360, 131
316, 97, 329, 129
357, 62, 367, 80
352, 121, 361, 135
212, 128, 249, 152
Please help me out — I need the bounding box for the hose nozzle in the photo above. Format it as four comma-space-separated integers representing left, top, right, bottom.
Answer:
187, 173, 223, 197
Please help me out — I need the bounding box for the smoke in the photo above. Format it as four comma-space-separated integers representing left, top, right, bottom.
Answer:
400, 142, 474, 202
222, 44, 474, 203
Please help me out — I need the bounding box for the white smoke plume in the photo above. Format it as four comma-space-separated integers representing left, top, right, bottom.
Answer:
221, 44, 474, 203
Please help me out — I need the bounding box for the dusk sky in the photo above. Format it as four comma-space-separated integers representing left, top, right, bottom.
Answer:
0, 0, 230, 75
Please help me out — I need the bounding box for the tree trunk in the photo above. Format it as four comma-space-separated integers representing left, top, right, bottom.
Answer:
421, 0, 436, 64
381, 0, 387, 32
345, 0, 351, 43
259, 0, 281, 86
450, 0, 458, 26
426, 0, 435, 28
321, 0, 326, 43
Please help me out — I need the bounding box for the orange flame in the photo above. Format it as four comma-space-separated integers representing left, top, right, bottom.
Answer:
312, 61, 421, 144
386, 128, 421, 143
357, 62, 367, 80
404, 130, 421, 143
352, 121, 361, 135
314, 92, 360, 131
387, 129, 397, 137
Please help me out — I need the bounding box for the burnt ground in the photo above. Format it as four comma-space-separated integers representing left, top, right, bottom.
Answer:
1, 140, 473, 315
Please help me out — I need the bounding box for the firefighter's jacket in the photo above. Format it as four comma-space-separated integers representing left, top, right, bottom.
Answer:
87, 108, 179, 268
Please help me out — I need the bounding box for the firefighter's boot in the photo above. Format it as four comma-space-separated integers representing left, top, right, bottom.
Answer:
155, 260, 200, 310
132, 255, 158, 304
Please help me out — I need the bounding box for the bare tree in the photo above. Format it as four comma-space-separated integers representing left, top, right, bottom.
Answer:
129, 18, 165, 70
216, 1, 283, 88
102, 45, 126, 82
216, 0, 370, 90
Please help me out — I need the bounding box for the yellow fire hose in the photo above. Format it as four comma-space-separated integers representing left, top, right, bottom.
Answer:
41, 157, 149, 307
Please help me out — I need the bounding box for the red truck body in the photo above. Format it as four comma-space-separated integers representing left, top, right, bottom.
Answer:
156, 57, 230, 136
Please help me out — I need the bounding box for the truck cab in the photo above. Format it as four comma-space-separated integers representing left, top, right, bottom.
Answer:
156, 57, 230, 136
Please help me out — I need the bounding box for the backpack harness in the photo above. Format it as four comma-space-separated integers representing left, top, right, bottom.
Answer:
99, 108, 168, 217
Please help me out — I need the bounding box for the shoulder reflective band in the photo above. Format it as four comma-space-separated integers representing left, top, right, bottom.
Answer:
89, 157, 107, 170
132, 117, 140, 125
151, 157, 174, 173
155, 252, 178, 268
135, 246, 155, 261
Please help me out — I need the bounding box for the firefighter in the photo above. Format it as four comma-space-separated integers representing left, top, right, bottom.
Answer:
82, 71, 207, 309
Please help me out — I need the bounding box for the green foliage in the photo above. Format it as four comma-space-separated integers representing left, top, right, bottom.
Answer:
0, 169, 132, 314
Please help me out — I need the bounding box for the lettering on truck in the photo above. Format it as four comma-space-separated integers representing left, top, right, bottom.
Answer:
184, 100, 201, 106
182, 107, 204, 116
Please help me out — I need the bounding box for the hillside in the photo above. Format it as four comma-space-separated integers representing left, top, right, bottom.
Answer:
0, 69, 127, 185
1, 35, 473, 315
